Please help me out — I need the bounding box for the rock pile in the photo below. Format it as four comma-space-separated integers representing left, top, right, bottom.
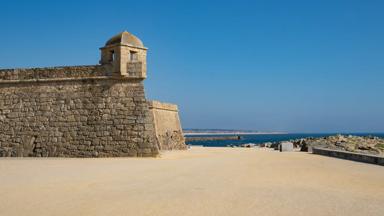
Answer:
262, 135, 384, 156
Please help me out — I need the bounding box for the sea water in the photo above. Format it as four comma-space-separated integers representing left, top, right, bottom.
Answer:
185, 133, 384, 147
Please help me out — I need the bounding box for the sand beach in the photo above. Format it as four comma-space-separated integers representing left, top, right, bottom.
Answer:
0, 147, 383, 216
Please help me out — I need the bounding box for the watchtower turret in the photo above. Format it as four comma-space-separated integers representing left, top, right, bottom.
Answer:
100, 31, 147, 78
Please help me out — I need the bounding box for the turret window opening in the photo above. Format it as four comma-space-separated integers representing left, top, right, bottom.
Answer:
130, 51, 138, 61
110, 50, 115, 62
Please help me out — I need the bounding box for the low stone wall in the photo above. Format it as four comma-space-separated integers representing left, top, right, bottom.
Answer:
148, 101, 186, 150
312, 147, 384, 166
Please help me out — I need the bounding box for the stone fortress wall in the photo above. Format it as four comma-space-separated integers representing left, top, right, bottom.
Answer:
0, 31, 186, 157
148, 101, 186, 150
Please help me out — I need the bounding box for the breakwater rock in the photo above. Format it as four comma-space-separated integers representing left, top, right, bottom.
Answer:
185, 136, 241, 142
261, 135, 384, 156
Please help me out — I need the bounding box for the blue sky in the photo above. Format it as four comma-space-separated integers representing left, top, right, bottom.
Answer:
1, 0, 383, 133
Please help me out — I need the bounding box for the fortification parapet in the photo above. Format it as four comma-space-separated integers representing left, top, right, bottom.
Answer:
148, 100, 186, 150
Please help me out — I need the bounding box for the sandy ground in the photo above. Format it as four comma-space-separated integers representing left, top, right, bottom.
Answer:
0, 147, 383, 216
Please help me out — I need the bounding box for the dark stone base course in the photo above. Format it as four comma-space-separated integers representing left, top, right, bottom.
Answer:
157, 131, 187, 151
0, 78, 159, 157
312, 147, 384, 166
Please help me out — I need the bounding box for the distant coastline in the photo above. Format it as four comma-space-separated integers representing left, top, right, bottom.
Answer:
184, 132, 287, 135
183, 129, 287, 136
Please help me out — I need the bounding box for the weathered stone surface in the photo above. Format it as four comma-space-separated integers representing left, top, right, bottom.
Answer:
148, 101, 187, 150
279, 142, 294, 152
0, 78, 158, 157
0, 65, 111, 80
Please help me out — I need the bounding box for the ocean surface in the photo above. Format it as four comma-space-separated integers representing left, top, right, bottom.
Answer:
185, 133, 384, 147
